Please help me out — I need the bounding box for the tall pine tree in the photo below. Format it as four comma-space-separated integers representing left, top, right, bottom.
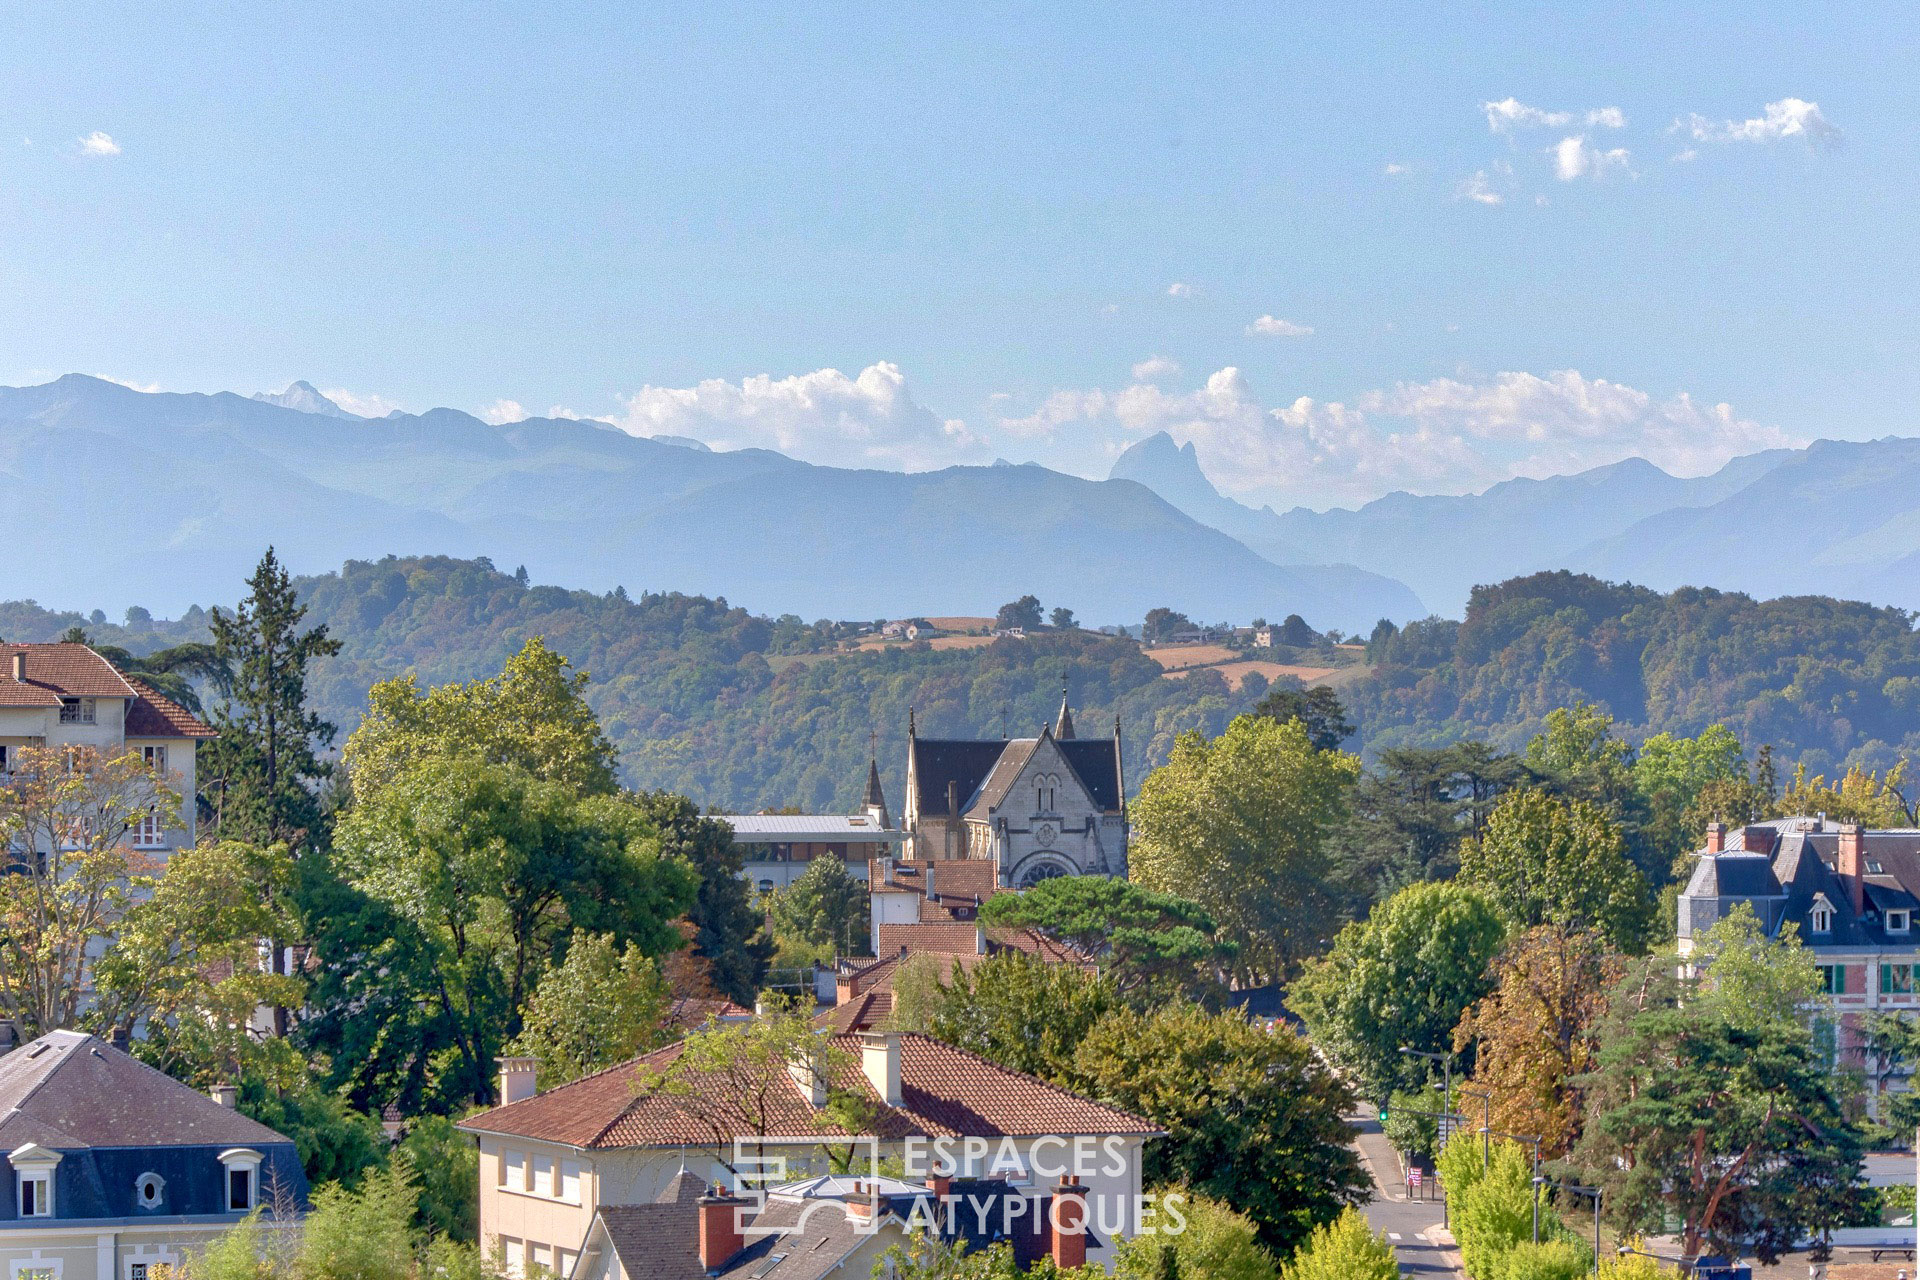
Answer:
204, 548, 342, 850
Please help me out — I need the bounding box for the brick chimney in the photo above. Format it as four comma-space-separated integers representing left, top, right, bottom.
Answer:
859, 1031, 902, 1106
1839, 823, 1866, 916
1705, 821, 1726, 854
698, 1186, 744, 1272
498, 1056, 537, 1105
846, 1181, 882, 1224
1049, 1177, 1089, 1269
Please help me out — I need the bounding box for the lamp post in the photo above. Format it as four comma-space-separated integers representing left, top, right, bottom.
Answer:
1398, 1046, 1453, 1119
1485, 1129, 1544, 1244
1551, 1180, 1603, 1272
1457, 1086, 1494, 1173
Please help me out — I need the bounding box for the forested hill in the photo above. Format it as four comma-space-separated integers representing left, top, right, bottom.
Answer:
0, 556, 1265, 811
1349, 571, 1920, 780
6, 558, 1919, 807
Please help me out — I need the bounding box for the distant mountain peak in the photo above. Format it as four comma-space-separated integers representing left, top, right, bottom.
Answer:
251, 381, 356, 419
650, 434, 712, 452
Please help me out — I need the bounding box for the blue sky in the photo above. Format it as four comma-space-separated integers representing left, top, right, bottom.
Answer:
1, 2, 1910, 508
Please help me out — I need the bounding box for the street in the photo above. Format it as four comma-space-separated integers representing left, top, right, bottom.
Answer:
1350, 1110, 1462, 1278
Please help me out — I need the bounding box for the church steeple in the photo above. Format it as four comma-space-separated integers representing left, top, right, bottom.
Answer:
1054, 688, 1076, 740
862, 732, 892, 830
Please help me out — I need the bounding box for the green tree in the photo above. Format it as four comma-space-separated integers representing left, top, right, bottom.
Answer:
1686, 902, 1821, 1030
1049, 607, 1077, 630
330, 757, 697, 1105
885, 952, 947, 1034
397, 1115, 479, 1241
343, 637, 617, 803
1572, 952, 1870, 1262
1634, 725, 1747, 869
1777, 761, 1917, 827
975, 876, 1231, 1001
1341, 740, 1529, 895
1142, 608, 1193, 644
1459, 789, 1653, 953
766, 856, 870, 965
508, 932, 672, 1086
1130, 716, 1360, 981
236, 1082, 389, 1191
928, 953, 1120, 1082
1073, 1005, 1367, 1255
1249, 685, 1354, 751
204, 547, 343, 849
1274, 1208, 1396, 1280
1291, 881, 1508, 1100
995, 596, 1043, 631
1117, 1192, 1280, 1280
621, 790, 772, 1005
297, 1154, 423, 1280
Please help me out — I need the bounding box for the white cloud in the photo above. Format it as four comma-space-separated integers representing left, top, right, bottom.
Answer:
1166, 282, 1194, 298
1383, 162, 1409, 175
96, 373, 160, 393
1551, 135, 1633, 181
990, 366, 1797, 508
322, 387, 408, 418
1131, 356, 1181, 382
1671, 148, 1698, 164
611, 362, 986, 470
78, 131, 120, 157
1245, 315, 1313, 338
1483, 98, 1625, 133
1458, 170, 1504, 205
1677, 97, 1840, 146
480, 399, 529, 425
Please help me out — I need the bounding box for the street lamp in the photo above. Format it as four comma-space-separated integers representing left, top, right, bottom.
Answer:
1546, 1179, 1603, 1272
1398, 1046, 1453, 1117
1485, 1129, 1544, 1244
1457, 1086, 1494, 1173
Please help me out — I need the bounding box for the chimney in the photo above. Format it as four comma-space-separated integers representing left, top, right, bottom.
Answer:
10, 652, 23, 682
924, 865, 935, 900
1839, 823, 1867, 916
860, 1031, 902, 1106
1741, 825, 1777, 857
498, 1055, 538, 1106
974, 924, 986, 955
787, 1042, 829, 1107
847, 1181, 881, 1223
1049, 1178, 1089, 1269
108, 1026, 130, 1053
209, 1084, 238, 1108
1705, 822, 1726, 854
698, 1187, 744, 1272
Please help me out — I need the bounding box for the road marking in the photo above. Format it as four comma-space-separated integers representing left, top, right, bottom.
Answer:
1388, 1232, 1402, 1241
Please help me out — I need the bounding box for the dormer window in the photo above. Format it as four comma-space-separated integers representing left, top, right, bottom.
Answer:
1890, 909, 1911, 934
218, 1148, 261, 1212
1812, 904, 1833, 934
133, 1173, 164, 1211
11, 1144, 60, 1218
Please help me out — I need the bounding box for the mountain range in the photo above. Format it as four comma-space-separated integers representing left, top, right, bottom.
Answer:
1111, 430, 1920, 616
0, 376, 1418, 630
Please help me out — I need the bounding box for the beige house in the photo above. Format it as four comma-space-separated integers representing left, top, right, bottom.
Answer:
0, 644, 215, 853
459, 1029, 1160, 1273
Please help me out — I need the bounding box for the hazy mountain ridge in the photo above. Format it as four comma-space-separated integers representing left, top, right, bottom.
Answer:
0, 375, 1420, 630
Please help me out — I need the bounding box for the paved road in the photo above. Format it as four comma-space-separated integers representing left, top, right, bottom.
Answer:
1350, 1110, 1462, 1278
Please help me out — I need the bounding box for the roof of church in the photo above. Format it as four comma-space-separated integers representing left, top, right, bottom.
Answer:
909, 713, 1123, 818
863, 757, 891, 828
1054, 693, 1075, 740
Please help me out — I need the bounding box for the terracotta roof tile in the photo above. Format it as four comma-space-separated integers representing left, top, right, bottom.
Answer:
460, 1031, 1157, 1150
0, 644, 136, 705
876, 922, 983, 956
124, 679, 217, 739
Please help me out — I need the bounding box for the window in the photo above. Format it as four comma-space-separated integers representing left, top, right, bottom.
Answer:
559, 1160, 581, 1205
557, 1252, 576, 1278
531, 1155, 553, 1197
1819, 964, 1845, 995
1811, 905, 1833, 933
13, 1268, 56, 1280
128, 1268, 146, 1280
141, 745, 167, 773
531, 1245, 553, 1275
1890, 909, 1912, 934
503, 1240, 525, 1279
134, 813, 165, 849
134, 1172, 165, 1211
219, 1148, 261, 1212
0, 745, 10, 773
1883, 963, 1915, 997
502, 1149, 526, 1192
57, 698, 94, 725
18, 1171, 50, 1216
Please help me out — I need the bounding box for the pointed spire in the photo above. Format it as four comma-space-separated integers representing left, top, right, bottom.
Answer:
1054, 688, 1076, 740
863, 748, 892, 831
908, 706, 916, 738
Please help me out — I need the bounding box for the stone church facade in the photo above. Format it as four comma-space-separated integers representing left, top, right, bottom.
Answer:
899, 695, 1128, 887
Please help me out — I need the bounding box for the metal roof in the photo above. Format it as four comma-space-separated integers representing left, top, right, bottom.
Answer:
717, 815, 904, 841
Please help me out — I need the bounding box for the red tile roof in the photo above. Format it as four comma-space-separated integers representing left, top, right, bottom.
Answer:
877, 922, 984, 956
124, 679, 217, 739
0, 644, 137, 705
460, 1031, 1158, 1149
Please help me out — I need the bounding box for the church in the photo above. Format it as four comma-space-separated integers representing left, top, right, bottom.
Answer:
895, 694, 1129, 887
